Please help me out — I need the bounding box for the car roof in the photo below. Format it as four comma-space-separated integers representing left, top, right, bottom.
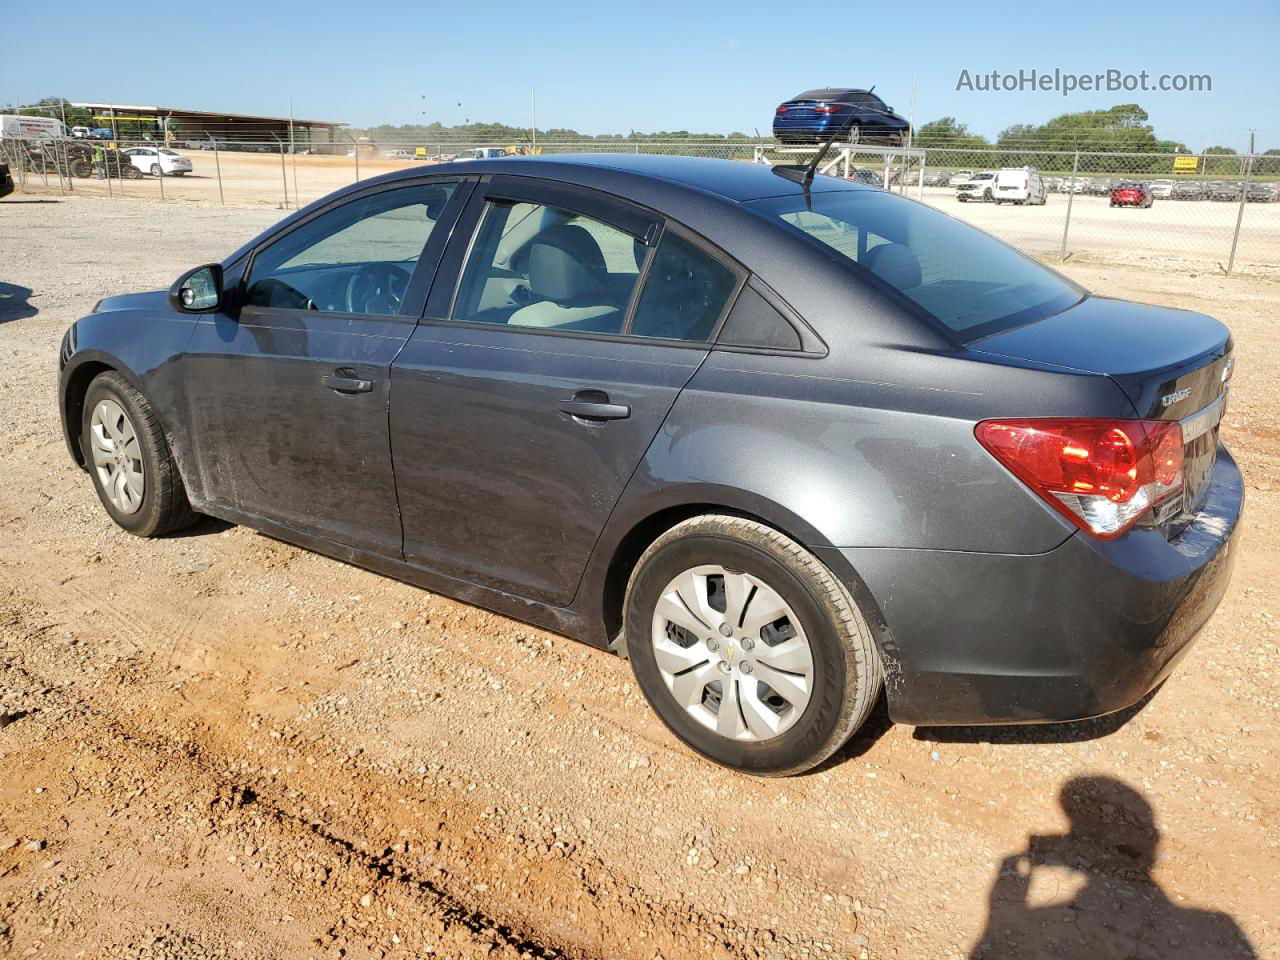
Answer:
386, 153, 867, 203
792, 88, 871, 101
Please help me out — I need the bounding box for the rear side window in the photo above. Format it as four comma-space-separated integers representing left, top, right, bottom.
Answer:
747, 190, 1081, 340
452, 200, 645, 334
717, 285, 802, 351
630, 232, 737, 341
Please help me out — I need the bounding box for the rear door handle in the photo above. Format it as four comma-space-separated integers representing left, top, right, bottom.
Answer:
559, 391, 630, 422
322, 373, 374, 394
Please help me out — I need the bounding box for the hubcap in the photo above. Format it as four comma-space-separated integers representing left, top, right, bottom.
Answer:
90, 399, 144, 515
650, 565, 814, 743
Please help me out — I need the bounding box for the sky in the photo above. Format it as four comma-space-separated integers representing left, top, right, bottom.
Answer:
5, 0, 1279, 152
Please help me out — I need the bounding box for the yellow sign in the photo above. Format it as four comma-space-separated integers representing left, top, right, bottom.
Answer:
1173, 155, 1199, 173
415, 146, 427, 158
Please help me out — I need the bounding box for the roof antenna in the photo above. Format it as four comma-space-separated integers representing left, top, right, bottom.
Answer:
802, 86, 874, 186
773, 87, 877, 190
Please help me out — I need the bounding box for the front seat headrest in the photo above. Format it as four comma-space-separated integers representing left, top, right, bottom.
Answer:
861, 242, 922, 290
526, 224, 608, 305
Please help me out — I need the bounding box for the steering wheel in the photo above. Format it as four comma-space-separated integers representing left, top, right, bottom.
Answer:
344, 262, 412, 314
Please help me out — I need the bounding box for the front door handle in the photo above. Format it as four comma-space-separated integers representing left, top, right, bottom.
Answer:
322, 372, 374, 394
559, 390, 630, 422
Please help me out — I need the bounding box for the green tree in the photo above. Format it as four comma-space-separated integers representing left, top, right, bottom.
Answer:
1202, 146, 1241, 176
913, 117, 989, 149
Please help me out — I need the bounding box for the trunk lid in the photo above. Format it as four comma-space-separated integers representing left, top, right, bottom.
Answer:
971, 295, 1234, 529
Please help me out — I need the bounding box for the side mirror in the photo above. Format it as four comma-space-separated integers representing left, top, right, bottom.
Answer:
170, 263, 223, 312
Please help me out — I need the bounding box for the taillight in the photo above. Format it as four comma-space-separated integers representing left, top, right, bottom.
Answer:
814, 104, 839, 114
975, 419, 1184, 539
776, 106, 789, 115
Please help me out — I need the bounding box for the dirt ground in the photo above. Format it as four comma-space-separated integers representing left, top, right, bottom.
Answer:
8, 150, 1280, 278
0, 195, 1277, 960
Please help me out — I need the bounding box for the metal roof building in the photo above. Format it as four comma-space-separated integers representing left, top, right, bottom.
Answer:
69, 102, 348, 146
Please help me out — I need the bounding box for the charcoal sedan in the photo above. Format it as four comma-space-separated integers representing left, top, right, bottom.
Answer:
58, 155, 1242, 775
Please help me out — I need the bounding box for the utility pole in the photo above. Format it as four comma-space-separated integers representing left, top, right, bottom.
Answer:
904, 75, 917, 195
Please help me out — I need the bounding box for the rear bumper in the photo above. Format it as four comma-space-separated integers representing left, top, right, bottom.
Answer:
826, 444, 1243, 726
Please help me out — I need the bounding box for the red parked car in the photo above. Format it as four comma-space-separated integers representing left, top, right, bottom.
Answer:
1111, 181, 1154, 208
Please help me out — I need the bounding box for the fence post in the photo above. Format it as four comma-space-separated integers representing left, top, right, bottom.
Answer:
1059, 150, 1079, 260
918, 151, 926, 201
211, 137, 225, 205
1226, 154, 1252, 275
115, 139, 126, 198
61, 138, 73, 193
278, 137, 289, 209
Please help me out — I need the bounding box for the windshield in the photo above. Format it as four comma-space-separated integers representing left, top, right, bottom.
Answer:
747, 189, 1082, 341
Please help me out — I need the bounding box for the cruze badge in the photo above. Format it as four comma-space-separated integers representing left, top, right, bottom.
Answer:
1161, 388, 1192, 408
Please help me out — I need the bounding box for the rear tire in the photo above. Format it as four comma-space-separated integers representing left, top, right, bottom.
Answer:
625, 515, 883, 776
81, 371, 198, 538
150, 164, 162, 177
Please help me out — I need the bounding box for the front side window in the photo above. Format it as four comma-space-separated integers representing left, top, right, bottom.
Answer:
630, 231, 737, 341
747, 189, 1081, 340
452, 200, 645, 334
245, 181, 456, 315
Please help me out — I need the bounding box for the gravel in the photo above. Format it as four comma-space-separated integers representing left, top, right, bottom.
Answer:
0, 194, 1276, 959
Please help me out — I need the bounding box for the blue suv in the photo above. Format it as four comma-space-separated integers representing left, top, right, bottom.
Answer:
773, 88, 910, 145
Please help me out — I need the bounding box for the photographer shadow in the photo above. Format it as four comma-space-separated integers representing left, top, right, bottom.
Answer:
970, 776, 1256, 959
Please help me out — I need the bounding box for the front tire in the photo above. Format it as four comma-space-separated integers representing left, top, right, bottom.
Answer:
150, 164, 162, 177
625, 515, 882, 776
81, 371, 197, 537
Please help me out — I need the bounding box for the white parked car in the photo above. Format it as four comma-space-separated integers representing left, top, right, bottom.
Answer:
1149, 179, 1175, 200
955, 171, 997, 202
993, 167, 1048, 205
122, 147, 193, 177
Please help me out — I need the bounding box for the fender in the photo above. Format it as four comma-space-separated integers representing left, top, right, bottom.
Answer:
575, 473, 900, 665
58, 308, 200, 493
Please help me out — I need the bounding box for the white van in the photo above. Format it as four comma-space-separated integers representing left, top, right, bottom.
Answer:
456, 147, 509, 161
0, 114, 66, 141
993, 167, 1047, 205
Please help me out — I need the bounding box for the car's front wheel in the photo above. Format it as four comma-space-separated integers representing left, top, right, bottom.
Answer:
150, 164, 163, 177
81, 371, 197, 537
625, 515, 882, 776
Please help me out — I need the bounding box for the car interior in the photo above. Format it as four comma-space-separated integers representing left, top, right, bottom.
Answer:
452, 200, 738, 341
452, 201, 645, 334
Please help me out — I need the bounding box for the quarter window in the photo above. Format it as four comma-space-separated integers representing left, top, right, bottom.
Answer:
452, 200, 645, 334
630, 232, 737, 341
245, 182, 456, 315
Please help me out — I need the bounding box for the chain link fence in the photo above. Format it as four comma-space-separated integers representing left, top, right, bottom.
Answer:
4, 136, 1276, 276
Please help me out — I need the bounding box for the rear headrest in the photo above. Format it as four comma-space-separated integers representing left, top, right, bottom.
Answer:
527, 224, 608, 305
862, 242, 922, 290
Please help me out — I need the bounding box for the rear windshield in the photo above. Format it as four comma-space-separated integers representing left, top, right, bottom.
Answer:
746, 189, 1082, 341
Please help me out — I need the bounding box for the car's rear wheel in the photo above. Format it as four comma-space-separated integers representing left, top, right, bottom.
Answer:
625, 515, 882, 776
81, 371, 197, 537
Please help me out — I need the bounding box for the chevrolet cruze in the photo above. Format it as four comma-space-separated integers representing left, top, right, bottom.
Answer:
58, 154, 1242, 775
